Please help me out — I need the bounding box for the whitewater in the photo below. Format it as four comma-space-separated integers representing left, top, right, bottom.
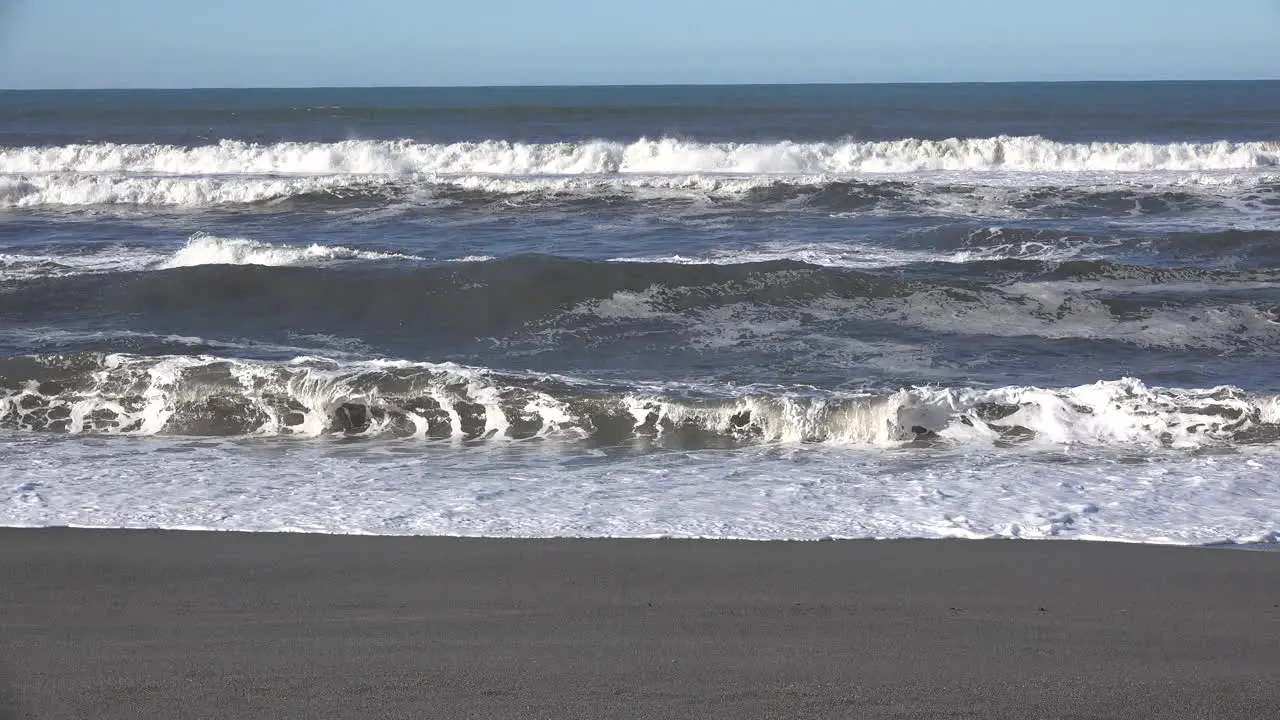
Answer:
3, 136, 1280, 210
5, 137, 1279, 176
2, 83, 1279, 546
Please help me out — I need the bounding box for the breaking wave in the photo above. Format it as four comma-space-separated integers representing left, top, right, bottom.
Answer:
5, 137, 1279, 175
3, 175, 1278, 213
0, 234, 490, 281
2, 354, 1277, 448
158, 233, 418, 268
1, 137, 1278, 209
0, 172, 398, 208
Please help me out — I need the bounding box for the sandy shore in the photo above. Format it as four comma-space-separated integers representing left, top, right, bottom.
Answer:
2, 528, 1278, 719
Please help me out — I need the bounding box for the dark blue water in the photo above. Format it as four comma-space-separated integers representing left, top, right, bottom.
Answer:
5, 82, 1279, 146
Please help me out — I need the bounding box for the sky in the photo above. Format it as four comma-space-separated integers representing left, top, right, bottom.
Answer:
0, 0, 1278, 89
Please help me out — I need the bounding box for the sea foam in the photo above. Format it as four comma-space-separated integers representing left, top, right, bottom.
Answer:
3, 136, 1277, 176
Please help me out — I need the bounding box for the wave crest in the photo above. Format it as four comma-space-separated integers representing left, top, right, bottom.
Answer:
159, 233, 416, 269
2, 354, 1277, 448
4, 136, 1278, 177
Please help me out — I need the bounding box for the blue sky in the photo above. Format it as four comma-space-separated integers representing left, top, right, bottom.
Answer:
1, 0, 1278, 88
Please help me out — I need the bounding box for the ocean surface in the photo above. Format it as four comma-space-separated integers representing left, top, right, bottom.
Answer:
2, 82, 1279, 544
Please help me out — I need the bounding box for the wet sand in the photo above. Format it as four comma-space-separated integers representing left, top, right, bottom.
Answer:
2, 528, 1278, 719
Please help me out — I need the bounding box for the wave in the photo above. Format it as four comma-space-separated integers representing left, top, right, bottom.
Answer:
4, 257, 1277, 355
899, 226, 1280, 265
0, 326, 376, 361
4, 174, 1279, 215
614, 227, 1280, 271
0, 247, 164, 280
1141, 229, 1280, 265
158, 233, 418, 269
4, 137, 1279, 176
8, 225, 1278, 285
615, 228, 1127, 268
2, 354, 1277, 448
0, 172, 399, 208
0, 235, 460, 280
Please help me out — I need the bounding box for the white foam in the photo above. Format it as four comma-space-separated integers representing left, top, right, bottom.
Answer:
0, 235, 419, 281
3, 166, 1276, 211
157, 233, 417, 268
0, 172, 392, 207
626, 378, 1278, 449
1, 137, 1276, 210
611, 233, 1114, 269
1, 432, 1277, 545
4, 137, 1278, 176
0, 247, 164, 280
0, 234, 439, 281
3, 354, 1278, 544
572, 282, 1280, 354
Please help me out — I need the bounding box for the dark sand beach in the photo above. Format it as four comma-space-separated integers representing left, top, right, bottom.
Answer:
2, 528, 1278, 719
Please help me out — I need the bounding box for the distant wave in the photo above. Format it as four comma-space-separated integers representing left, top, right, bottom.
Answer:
5, 137, 1274, 176
1, 135, 1276, 210
4, 137, 1278, 176
0, 172, 398, 208
3, 170, 1278, 211
3, 136, 1279, 210
2, 353, 1277, 449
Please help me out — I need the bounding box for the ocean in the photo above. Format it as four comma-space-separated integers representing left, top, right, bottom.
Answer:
1, 82, 1278, 544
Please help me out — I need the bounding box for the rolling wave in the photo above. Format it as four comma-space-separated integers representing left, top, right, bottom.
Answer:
3, 170, 1276, 212
3, 256, 1277, 355
2, 136, 1278, 210
4, 137, 1279, 175
0, 235, 465, 280
0, 172, 399, 208
6, 226, 1279, 285
158, 233, 419, 268
2, 354, 1277, 448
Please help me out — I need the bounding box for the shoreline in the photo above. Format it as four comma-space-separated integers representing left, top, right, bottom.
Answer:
3, 528, 1279, 719
5, 521, 1279, 549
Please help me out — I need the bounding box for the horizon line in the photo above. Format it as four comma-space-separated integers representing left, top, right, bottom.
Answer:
3, 77, 1279, 92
